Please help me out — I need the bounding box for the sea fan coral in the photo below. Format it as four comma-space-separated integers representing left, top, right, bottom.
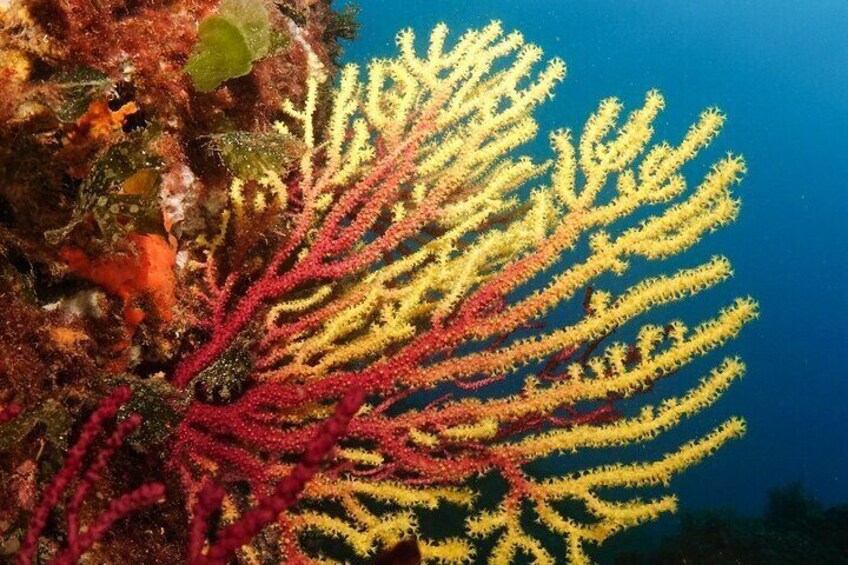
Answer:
170, 22, 756, 564
0, 8, 756, 564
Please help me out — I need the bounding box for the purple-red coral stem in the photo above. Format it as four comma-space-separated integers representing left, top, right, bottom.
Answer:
15, 386, 165, 565
190, 385, 366, 565
0, 403, 21, 424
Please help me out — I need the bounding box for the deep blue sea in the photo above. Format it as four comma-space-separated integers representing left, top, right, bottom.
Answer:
340, 0, 848, 557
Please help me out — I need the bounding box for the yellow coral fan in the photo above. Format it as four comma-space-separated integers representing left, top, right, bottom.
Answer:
190, 21, 757, 564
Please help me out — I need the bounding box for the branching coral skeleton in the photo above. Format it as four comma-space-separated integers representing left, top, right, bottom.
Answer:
165, 21, 757, 564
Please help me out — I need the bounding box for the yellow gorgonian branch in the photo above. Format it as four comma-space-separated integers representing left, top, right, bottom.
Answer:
174, 21, 757, 565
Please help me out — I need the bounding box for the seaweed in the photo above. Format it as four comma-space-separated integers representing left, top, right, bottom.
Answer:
185, 0, 275, 92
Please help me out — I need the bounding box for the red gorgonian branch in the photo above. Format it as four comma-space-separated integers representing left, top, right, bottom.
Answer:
0, 402, 21, 424
16, 386, 165, 565
187, 385, 365, 565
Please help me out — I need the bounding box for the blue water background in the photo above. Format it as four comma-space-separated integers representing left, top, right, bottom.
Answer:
338, 0, 848, 532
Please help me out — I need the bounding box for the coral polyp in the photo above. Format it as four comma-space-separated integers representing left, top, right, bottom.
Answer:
1, 3, 755, 563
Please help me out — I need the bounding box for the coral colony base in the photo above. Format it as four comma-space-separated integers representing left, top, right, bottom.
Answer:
0, 1, 755, 562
